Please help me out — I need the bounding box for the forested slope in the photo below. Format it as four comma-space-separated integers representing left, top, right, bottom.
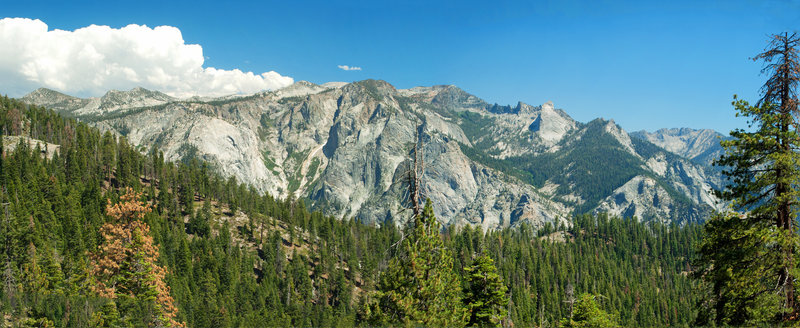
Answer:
0, 95, 699, 327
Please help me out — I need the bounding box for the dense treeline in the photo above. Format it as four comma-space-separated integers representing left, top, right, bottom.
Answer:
1, 95, 699, 326
452, 215, 699, 327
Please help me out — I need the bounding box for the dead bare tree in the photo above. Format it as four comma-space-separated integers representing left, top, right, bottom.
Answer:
383, 122, 426, 258
407, 125, 425, 218
755, 32, 799, 118
564, 283, 576, 318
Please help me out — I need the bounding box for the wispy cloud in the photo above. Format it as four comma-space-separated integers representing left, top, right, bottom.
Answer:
338, 65, 362, 71
0, 18, 294, 98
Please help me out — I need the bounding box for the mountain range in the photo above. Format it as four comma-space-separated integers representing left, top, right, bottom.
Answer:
21, 80, 726, 230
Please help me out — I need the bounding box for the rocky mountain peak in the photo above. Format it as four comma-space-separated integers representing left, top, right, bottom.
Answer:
101, 87, 171, 99
430, 85, 484, 110
270, 81, 329, 99
21, 87, 78, 104
331, 80, 397, 103
321, 81, 349, 89
602, 119, 639, 156
98, 87, 175, 113
354, 79, 396, 92
528, 101, 577, 143
21, 88, 90, 113
515, 102, 533, 114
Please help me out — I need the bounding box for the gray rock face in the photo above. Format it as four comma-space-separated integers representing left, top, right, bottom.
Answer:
2, 136, 60, 160
595, 175, 677, 221
21, 80, 724, 228
631, 128, 728, 166
599, 151, 724, 222
528, 101, 577, 144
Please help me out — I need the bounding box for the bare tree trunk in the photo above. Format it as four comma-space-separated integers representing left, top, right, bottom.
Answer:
408, 125, 425, 218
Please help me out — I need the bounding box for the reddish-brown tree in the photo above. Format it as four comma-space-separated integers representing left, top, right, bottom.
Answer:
91, 187, 183, 327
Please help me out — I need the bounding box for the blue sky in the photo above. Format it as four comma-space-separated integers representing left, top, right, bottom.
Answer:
2, 0, 799, 133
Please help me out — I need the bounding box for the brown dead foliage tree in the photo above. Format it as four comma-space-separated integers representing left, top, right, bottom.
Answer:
91, 187, 184, 327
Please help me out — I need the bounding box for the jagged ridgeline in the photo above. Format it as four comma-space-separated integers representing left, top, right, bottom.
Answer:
1, 95, 698, 327
22, 80, 724, 230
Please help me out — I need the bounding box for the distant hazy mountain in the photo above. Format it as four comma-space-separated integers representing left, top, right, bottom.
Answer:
22, 80, 725, 229
630, 128, 728, 166
23, 86, 175, 116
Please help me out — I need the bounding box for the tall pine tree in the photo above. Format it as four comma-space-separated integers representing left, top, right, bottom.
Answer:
463, 254, 509, 327
695, 32, 800, 325
366, 200, 467, 327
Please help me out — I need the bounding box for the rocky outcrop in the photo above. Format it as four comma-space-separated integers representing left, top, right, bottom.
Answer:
2, 135, 60, 159
595, 176, 677, 222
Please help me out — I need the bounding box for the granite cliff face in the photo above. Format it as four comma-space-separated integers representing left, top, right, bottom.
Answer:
630, 128, 728, 166
22, 80, 725, 228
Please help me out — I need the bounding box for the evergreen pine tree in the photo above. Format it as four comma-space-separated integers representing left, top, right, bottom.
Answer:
368, 199, 467, 327
463, 254, 509, 327
559, 293, 619, 328
90, 301, 123, 328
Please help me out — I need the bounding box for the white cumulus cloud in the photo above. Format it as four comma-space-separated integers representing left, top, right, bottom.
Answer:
0, 18, 294, 98
338, 65, 362, 71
